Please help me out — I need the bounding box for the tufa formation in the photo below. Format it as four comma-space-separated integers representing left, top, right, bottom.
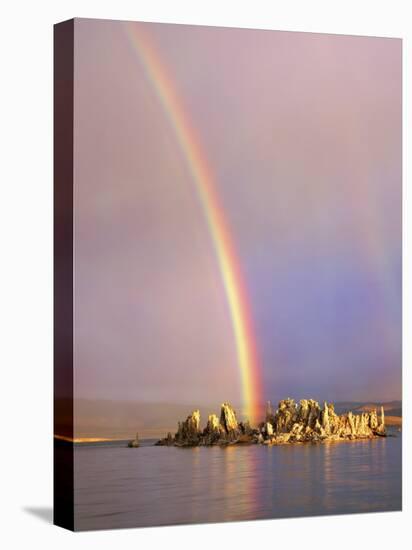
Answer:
127, 432, 140, 448
155, 398, 386, 447
263, 398, 386, 445
156, 403, 255, 447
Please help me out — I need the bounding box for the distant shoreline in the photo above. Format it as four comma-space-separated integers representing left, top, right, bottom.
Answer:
54, 416, 402, 442
54, 435, 119, 444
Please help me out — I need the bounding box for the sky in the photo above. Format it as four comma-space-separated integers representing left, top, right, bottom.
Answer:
73, 18, 401, 422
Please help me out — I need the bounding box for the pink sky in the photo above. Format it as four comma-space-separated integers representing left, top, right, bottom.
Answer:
73, 19, 401, 411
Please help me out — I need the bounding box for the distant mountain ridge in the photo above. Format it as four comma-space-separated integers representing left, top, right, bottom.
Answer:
333, 400, 401, 414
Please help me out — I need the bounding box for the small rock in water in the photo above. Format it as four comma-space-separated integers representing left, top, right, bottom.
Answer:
127, 432, 140, 448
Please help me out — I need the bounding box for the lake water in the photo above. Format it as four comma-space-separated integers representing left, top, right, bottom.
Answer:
74, 431, 402, 530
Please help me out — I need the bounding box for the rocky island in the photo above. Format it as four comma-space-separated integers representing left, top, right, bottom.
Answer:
155, 398, 386, 447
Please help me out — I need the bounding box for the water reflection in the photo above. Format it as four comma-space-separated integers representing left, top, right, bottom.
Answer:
74, 434, 401, 530
221, 446, 260, 520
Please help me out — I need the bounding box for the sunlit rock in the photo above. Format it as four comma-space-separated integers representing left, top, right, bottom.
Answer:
174, 409, 201, 446
376, 406, 386, 436
155, 397, 387, 447
220, 402, 239, 433
321, 401, 330, 433
206, 413, 220, 432
264, 421, 273, 437
262, 398, 386, 445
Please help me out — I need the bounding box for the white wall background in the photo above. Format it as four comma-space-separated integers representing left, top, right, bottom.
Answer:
0, 0, 410, 548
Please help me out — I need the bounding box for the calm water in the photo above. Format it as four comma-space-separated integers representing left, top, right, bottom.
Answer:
74, 432, 401, 530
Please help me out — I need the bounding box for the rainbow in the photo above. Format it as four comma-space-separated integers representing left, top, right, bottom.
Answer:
125, 23, 263, 423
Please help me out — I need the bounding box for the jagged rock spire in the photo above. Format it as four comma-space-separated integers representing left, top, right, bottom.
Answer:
220, 402, 238, 433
